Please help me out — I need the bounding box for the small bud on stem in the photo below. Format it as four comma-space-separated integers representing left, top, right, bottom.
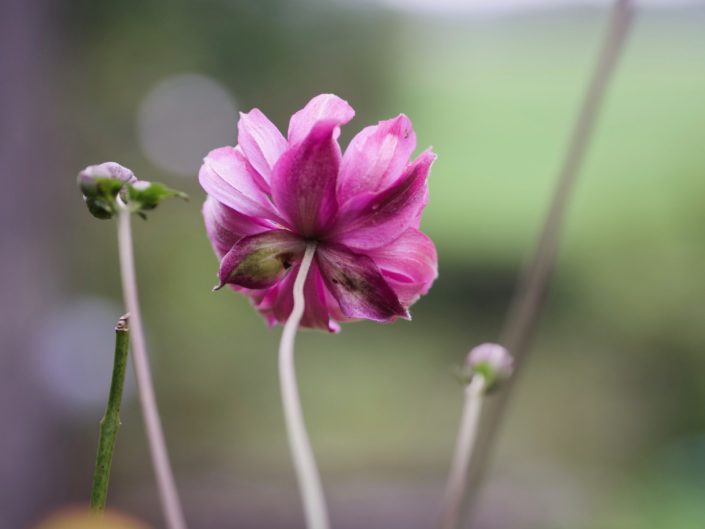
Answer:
465, 343, 514, 393
77, 162, 187, 220
439, 344, 514, 529
76, 161, 189, 529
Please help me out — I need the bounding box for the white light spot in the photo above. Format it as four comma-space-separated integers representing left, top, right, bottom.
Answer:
138, 73, 237, 177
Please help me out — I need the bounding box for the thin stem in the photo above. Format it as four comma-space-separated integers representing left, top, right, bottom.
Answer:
462, 0, 636, 523
90, 314, 130, 512
116, 203, 188, 529
278, 243, 330, 529
502, 0, 635, 360
439, 375, 486, 529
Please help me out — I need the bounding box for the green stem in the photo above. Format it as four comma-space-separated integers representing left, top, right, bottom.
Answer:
90, 314, 130, 512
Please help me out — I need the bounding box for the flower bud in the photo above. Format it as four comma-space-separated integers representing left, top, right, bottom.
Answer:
465, 343, 513, 392
77, 162, 136, 195
77, 162, 136, 219
77, 161, 186, 220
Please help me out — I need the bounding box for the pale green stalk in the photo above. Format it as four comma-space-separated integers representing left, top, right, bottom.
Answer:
116, 201, 188, 529
278, 243, 330, 529
439, 375, 486, 529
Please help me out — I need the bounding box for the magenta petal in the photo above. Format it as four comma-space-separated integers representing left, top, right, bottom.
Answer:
270, 260, 337, 331
199, 146, 284, 223
316, 244, 407, 322
288, 94, 354, 146
271, 120, 342, 237
302, 261, 339, 331
218, 230, 305, 289
332, 148, 436, 250
271, 269, 295, 325
337, 114, 416, 204
367, 228, 438, 307
203, 196, 274, 258
300, 261, 329, 330
237, 109, 288, 184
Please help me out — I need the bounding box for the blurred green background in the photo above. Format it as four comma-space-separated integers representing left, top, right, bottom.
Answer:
2, 1, 705, 528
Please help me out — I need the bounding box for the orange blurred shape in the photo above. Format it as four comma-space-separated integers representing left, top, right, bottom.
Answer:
32, 506, 153, 529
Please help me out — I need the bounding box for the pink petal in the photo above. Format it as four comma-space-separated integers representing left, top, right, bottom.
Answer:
288, 94, 354, 146
271, 119, 342, 237
237, 109, 288, 185
199, 146, 286, 224
217, 230, 305, 290
332, 149, 436, 251
270, 260, 338, 332
228, 252, 340, 331
337, 114, 416, 204
316, 243, 407, 322
203, 196, 274, 257
271, 270, 295, 324
302, 261, 339, 331
322, 285, 350, 325
367, 228, 438, 307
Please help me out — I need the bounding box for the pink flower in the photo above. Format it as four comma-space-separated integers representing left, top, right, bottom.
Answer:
200, 94, 438, 332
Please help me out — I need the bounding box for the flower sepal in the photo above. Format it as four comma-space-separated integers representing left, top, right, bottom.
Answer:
127, 181, 188, 219
214, 230, 305, 291
80, 177, 126, 219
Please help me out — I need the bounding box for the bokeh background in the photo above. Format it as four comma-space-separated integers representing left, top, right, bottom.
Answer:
2, 0, 705, 528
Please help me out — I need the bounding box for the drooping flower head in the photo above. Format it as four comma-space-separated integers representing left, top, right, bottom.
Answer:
200, 94, 438, 331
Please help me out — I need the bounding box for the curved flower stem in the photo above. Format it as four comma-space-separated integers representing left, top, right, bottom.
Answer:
461, 0, 636, 524
116, 203, 188, 529
90, 314, 130, 512
279, 242, 330, 529
438, 375, 486, 529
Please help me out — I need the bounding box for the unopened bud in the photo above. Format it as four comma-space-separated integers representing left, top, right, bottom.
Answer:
77, 162, 136, 219
77, 162, 186, 220
77, 162, 136, 194
465, 343, 513, 392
